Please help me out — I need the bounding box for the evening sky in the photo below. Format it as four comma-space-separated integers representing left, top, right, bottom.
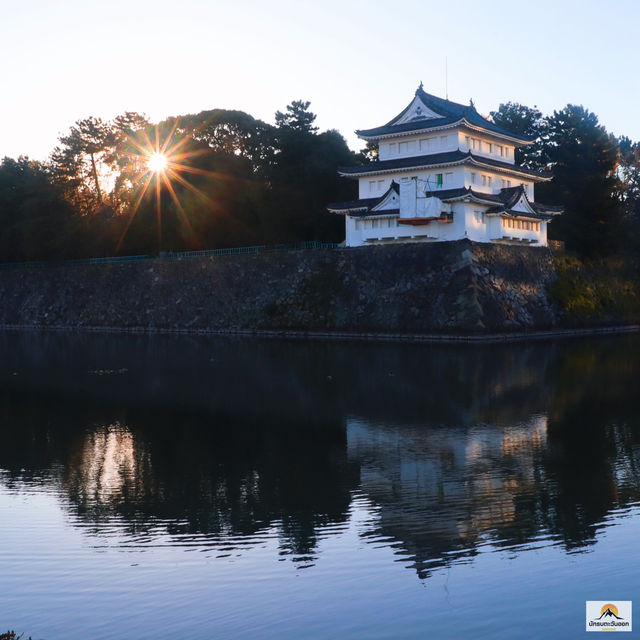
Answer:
1, 0, 636, 160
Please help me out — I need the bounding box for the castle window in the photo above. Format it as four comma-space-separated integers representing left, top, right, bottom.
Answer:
440, 135, 448, 147
445, 172, 453, 185
487, 143, 493, 153
399, 142, 408, 154
470, 172, 477, 184
487, 176, 492, 187
389, 142, 397, 154
419, 138, 429, 151
369, 181, 376, 193
436, 173, 443, 187
377, 180, 384, 191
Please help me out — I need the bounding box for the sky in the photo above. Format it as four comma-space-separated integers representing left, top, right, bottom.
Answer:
1, 0, 639, 160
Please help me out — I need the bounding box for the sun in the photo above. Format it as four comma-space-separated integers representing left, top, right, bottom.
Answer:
117, 118, 220, 253
147, 152, 168, 173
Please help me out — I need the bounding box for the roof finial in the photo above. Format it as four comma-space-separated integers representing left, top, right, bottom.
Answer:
419, 80, 423, 90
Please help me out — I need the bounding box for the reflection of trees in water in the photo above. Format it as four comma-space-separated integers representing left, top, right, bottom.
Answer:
0, 395, 359, 561
542, 340, 640, 547
0, 333, 639, 576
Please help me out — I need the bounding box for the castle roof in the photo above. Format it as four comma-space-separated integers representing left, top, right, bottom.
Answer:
328, 184, 562, 221
356, 86, 535, 145
338, 150, 551, 181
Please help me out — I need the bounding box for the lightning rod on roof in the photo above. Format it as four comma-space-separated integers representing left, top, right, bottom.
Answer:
445, 57, 448, 100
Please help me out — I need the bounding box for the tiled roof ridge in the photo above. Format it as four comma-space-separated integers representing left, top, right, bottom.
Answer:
357, 86, 535, 143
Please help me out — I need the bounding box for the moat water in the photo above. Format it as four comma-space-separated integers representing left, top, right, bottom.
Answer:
1, 332, 639, 639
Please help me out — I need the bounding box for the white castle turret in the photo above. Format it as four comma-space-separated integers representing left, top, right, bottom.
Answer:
328, 85, 562, 247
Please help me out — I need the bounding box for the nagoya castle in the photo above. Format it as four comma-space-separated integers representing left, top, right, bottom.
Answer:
328, 84, 562, 247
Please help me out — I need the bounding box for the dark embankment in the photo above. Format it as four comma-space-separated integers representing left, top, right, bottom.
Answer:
549, 252, 640, 326
0, 240, 569, 335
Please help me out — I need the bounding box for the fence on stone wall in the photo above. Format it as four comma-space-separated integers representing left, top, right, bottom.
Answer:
0, 241, 342, 271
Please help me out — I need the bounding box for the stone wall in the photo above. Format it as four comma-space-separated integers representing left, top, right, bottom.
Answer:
0, 240, 561, 334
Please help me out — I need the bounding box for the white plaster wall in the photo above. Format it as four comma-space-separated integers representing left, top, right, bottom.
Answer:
464, 170, 535, 198
485, 214, 504, 241
457, 131, 516, 165
359, 166, 468, 198
359, 167, 535, 199
463, 205, 490, 243
343, 207, 549, 247
379, 132, 457, 161
495, 217, 545, 244
359, 176, 392, 199
345, 201, 469, 247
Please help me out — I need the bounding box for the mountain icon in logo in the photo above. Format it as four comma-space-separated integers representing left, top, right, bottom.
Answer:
598, 604, 624, 620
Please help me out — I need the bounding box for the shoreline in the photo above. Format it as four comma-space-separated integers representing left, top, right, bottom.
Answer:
1, 323, 638, 344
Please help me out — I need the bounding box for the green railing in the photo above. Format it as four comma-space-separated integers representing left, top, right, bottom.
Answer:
0, 241, 341, 270
172, 241, 340, 259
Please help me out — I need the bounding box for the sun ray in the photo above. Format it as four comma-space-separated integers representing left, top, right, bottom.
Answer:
161, 172, 197, 242
116, 171, 154, 252
155, 171, 162, 251
161, 117, 181, 155
166, 168, 214, 204
168, 162, 225, 178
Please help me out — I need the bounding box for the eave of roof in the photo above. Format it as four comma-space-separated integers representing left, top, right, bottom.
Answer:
485, 207, 555, 222
326, 196, 378, 212
338, 150, 551, 181
327, 181, 400, 214
357, 117, 534, 145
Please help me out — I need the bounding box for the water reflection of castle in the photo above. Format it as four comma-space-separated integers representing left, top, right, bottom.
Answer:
347, 414, 549, 578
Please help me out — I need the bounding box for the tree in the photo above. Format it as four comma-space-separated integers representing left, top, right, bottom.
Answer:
107, 112, 151, 214
51, 117, 115, 215
174, 109, 276, 175
265, 104, 358, 242
616, 136, 640, 251
490, 102, 547, 169
360, 141, 379, 162
539, 105, 621, 257
0, 156, 75, 261
275, 100, 318, 133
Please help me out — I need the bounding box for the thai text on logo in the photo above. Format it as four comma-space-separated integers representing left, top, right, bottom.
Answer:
586, 601, 632, 632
